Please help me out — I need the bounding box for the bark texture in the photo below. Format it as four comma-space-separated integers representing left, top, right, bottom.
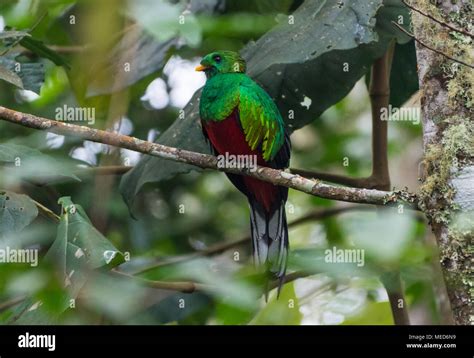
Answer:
410, 0, 473, 325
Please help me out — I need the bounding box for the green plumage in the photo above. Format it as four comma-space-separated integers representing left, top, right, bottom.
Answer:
198, 53, 285, 161
197, 50, 291, 292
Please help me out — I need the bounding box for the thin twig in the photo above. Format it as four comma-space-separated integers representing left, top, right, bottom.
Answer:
81, 165, 133, 176
113, 269, 317, 295
0, 295, 26, 313
31, 199, 60, 222
402, 0, 474, 39
111, 270, 209, 293
392, 22, 474, 69
368, 44, 410, 325
0, 106, 420, 209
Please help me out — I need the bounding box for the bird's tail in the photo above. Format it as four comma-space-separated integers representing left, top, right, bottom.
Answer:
249, 199, 289, 295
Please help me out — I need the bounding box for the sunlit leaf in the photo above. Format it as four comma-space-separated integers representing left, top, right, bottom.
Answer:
342, 301, 394, 325
127, 0, 202, 47
251, 282, 302, 325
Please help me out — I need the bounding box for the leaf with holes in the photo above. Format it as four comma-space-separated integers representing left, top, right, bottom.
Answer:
0, 190, 38, 240
0, 54, 45, 94
45, 197, 125, 297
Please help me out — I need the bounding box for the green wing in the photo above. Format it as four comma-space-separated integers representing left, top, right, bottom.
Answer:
238, 79, 285, 162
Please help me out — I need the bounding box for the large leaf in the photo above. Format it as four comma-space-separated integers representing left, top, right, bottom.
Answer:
0, 143, 81, 184
0, 54, 45, 94
388, 41, 419, 107
87, 0, 221, 97
45, 197, 125, 297
86, 27, 178, 97
0, 190, 38, 241
121, 0, 410, 211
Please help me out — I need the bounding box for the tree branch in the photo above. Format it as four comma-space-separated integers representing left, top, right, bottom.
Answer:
111, 270, 210, 293
290, 43, 395, 190
113, 269, 316, 295
289, 169, 374, 188
81, 165, 133, 176
31, 199, 60, 222
369, 42, 393, 191
369, 44, 410, 326
0, 106, 419, 209
392, 22, 474, 69
401, 0, 474, 39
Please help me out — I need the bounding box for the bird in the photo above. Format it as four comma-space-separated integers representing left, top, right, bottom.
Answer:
196, 50, 291, 293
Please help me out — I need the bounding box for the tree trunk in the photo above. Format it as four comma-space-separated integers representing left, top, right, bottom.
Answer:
410, 0, 473, 325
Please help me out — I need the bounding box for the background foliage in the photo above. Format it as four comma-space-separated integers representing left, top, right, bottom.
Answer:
0, 0, 439, 325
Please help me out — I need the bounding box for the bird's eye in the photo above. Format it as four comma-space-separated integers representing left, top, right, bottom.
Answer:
213, 55, 221, 63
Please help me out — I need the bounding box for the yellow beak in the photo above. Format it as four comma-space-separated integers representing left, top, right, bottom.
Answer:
195, 64, 208, 72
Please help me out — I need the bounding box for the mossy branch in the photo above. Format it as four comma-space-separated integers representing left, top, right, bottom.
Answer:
0, 106, 419, 209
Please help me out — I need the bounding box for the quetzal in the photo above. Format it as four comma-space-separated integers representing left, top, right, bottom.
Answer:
196, 50, 291, 289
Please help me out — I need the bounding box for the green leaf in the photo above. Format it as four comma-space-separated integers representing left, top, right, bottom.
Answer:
0, 190, 38, 240
45, 197, 125, 297
0, 0, 18, 11
120, 0, 413, 212
0, 54, 45, 94
225, 0, 294, 14
127, 0, 202, 47
0, 143, 81, 184
388, 41, 419, 107
342, 301, 394, 325
88, 0, 221, 97
375, 0, 412, 44
86, 27, 177, 97
250, 282, 302, 325
19, 36, 70, 69
214, 300, 257, 325
340, 210, 416, 264
365, 41, 419, 108
0, 62, 23, 88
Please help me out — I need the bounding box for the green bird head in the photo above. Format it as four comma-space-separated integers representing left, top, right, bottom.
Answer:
195, 50, 246, 78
